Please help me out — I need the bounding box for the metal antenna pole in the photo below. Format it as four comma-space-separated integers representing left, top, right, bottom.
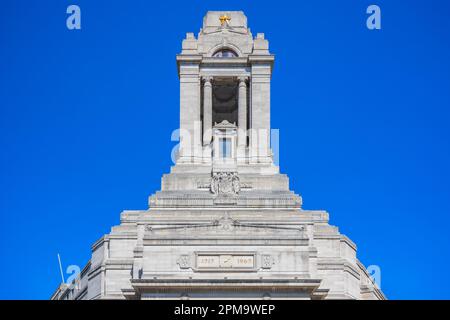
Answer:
57, 253, 65, 284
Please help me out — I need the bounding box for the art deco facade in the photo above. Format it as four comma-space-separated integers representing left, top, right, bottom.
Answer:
52, 11, 385, 300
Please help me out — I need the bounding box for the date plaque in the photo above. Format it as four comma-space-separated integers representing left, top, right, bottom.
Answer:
195, 253, 255, 270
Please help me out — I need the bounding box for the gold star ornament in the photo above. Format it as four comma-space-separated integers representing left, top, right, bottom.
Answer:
219, 14, 231, 26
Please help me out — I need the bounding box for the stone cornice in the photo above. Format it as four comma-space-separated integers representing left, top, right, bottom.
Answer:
176, 54, 202, 77
340, 234, 358, 251
176, 54, 203, 63
91, 235, 109, 252
200, 57, 249, 65
130, 278, 324, 297
248, 54, 275, 63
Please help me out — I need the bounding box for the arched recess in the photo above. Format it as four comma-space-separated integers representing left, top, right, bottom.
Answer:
207, 43, 243, 58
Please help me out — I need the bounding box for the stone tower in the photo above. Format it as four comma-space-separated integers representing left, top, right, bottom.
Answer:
52, 11, 385, 300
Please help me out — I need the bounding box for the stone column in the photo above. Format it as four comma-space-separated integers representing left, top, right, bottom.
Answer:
203, 77, 213, 146
178, 61, 202, 163
238, 77, 247, 150
249, 58, 273, 164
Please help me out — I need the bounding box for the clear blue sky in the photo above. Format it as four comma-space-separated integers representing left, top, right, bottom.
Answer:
1, 0, 449, 300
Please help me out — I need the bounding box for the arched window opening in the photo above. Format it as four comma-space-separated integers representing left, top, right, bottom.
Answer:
213, 49, 238, 58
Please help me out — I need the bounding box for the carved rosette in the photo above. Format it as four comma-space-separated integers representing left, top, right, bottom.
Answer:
261, 255, 275, 269
210, 172, 240, 195
177, 255, 191, 269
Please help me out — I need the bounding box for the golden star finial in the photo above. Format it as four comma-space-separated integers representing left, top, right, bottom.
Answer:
219, 14, 231, 26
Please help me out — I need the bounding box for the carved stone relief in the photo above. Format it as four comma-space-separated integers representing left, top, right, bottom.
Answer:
210, 172, 240, 195
261, 255, 275, 269
176, 255, 191, 269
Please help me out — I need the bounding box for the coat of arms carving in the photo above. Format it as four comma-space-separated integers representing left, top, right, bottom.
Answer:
210, 172, 240, 195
